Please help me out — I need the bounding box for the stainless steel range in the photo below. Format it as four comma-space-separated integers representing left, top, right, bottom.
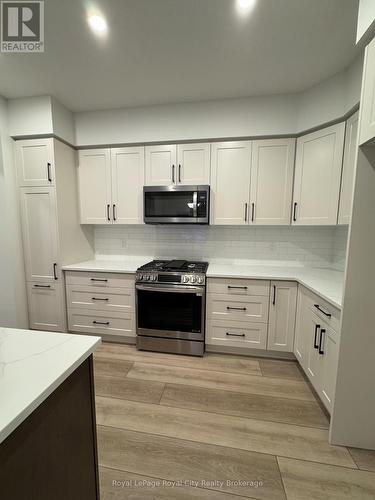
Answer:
135, 259, 208, 356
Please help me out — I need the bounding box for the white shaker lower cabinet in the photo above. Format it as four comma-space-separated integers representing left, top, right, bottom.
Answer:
294, 285, 341, 413
65, 271, 136, 341
206, 278, 269, 350
267, 281, 297, 352
26, 283, 65, 332
292, 123, 345, 225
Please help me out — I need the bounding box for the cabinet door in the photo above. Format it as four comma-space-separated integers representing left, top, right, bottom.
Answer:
293, 287, 310, 369
27, 282, 65, 332
359, 37, 375, 145
250, 139, 295, 225
292, 123, 345, 225
20, 187, 59, 283
267, 281, 297, 352
15, 138, 55, 186
210, 141, 251, 225
338, 112, 359, 225
111, 147, 145, 224
177, 143, 210, 185
319, 327, 339, 413
145, 145, 177, 186
306, 311, 324, 392
78, 149, 112, 224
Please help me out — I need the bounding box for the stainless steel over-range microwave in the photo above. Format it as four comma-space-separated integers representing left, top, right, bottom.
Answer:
143, 185, 210, 224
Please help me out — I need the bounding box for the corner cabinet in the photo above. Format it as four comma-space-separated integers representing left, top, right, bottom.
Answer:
267, 281, 297, 352
78, 147, 144, 224
338, 111, 359, 224
15, 139, 94, 332
359, 36, 375, 145
292, 123, 345, 225
145, 143, 210, 186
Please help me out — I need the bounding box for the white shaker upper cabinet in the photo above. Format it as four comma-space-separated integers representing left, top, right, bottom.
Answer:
15, 138, 55, 186
338, 112, 359, 225
359, 36, 375, 145
145, 145, 177, 186
19, 186, 59, 283
250, 139, 295, 225
267, 281, 297, 352
78, 149, 112, 224
210, 141, 251, 225
292, 123, 345, 225
177, 143, 210, 185
111, 147, 145, 224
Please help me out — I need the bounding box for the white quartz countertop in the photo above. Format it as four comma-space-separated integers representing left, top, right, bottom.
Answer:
62, 258, 344, 309
0, 328, 101, 444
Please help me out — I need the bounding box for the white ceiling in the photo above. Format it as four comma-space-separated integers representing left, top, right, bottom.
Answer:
0, 0, 361, 112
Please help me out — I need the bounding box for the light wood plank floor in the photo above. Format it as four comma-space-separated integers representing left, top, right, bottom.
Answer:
94, 342, 375, 500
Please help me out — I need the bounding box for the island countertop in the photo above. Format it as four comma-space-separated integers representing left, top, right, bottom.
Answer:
0, 328, 101, 444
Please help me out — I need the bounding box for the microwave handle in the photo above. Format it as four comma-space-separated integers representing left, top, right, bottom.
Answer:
193, 191, 198, 217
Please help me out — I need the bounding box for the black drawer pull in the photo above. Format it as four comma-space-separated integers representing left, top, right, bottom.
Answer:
92, 297, 109, 301
226, 332, 245, 337
227, 306, 247, 311
314, 304, 331, 318
47, 162, 52, 182
228, 286, 247, 290
107, 204, 111, 221
318, 328, 325, 355
314, 324, 320, 349
293, 202, 297, 222
93, 320, 110, 325
53, 263, 58, 280
90, 278, 108, 282
34, 284, 51, 288
272, 285, 276, 305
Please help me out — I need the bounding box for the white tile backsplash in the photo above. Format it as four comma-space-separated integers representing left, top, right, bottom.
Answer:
94, 225, 348, 269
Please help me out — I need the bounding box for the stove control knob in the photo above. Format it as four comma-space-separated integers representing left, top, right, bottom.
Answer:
190, 276, 196, 284
138, 275, 143, 281
197, 276, 203, 284
152, 275, 157, 281
182, 275, 188, 283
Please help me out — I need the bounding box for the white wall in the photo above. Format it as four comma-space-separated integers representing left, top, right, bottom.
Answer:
74, 56, 363, 147
51, 97, 75, 145
0, 96, 28, 328
357, 0, 375, 43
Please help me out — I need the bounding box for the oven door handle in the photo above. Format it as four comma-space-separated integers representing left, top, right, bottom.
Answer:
136, 284, 204, 294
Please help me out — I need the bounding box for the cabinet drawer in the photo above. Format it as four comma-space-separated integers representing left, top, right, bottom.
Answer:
207, 293, 269, 323
68, 308, 135, 337
309, 300, 340, 333
206, 319, 268, 349
66, 285, 134, 313
207, 278, 270, 296
65, 271, 135, 289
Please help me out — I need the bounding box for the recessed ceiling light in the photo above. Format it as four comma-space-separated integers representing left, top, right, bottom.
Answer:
88, 14, 107, 35
236, 0, 257, 14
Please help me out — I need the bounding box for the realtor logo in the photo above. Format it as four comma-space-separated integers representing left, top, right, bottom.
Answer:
1, 1, 44, 52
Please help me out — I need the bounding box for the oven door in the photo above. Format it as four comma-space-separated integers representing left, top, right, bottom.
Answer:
143, 185, 209, 224
136, 284, 205, 341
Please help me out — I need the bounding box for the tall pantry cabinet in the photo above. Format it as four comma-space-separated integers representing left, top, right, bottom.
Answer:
15, 138, 94, 332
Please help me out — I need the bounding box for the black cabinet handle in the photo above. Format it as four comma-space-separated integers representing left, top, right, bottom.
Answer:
178, 164, 181, 183
227, 306, 247, 311
228, 285, 247, 290
93, 320, 110, 325
244, 202, 248, 222
226, 332, 245, 337
90, 278, 108, 282
293, 202, 297, 222
251, 202, 255, 222
92, 297, 109, 301
53, 263, 58, 280
272, 285, 276, 305
113, 204, 117, 221
34, 284, 51, 288
314, 324, 320, 349
314, 304, 331, 318
172, 164, 175, 183
107, 204, 111, 221
47, 162, 52, 182
318, 328, 325, 355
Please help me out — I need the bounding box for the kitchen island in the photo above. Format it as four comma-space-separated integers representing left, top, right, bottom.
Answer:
0, 328, 101, 500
